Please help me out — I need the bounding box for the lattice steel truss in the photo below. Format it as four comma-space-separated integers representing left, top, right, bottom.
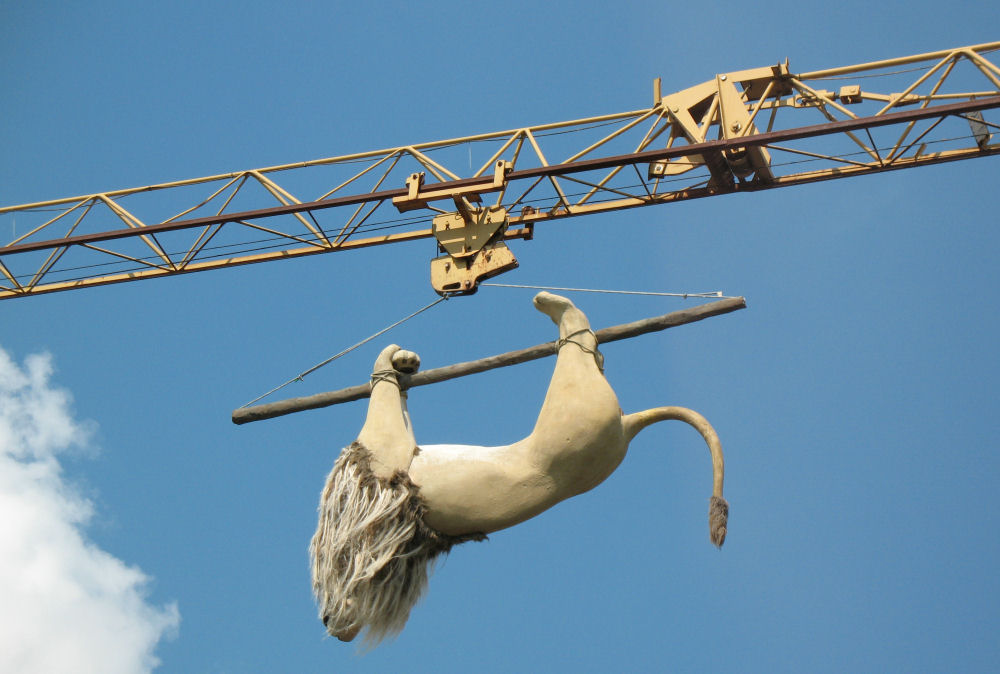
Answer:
2, 42, 998, 299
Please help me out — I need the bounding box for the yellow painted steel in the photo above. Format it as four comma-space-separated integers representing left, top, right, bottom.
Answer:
1, 42, 998, 299
797, 41, 1000, 79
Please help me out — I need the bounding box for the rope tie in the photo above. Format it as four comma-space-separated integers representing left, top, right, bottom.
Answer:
556, 328, 605, 373
370, 369, 402, 390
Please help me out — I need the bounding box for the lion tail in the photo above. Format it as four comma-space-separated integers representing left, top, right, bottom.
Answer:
621, 406, 728, 548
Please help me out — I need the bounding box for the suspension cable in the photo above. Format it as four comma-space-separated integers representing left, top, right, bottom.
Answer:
480, 283, 738, 299
239, 294, 450, 408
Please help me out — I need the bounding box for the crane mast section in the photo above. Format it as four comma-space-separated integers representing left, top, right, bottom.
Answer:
1, 42, 998, 299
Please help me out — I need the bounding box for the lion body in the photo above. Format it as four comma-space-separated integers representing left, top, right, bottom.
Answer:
310, 293, 727, 646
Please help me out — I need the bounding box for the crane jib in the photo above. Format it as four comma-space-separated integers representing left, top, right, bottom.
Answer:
1, 41, 998, 299
3, 95, 997, 259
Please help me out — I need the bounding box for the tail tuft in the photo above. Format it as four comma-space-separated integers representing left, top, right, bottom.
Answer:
709, 495, 729, 548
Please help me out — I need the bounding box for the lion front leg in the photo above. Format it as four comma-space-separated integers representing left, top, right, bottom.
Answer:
357, 344, 419, 478
311, 344, 447, 645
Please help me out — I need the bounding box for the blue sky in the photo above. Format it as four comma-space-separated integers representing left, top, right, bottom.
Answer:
1, 2, 998, 672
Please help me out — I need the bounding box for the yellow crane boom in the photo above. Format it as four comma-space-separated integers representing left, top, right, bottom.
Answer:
2, 42, 998, 299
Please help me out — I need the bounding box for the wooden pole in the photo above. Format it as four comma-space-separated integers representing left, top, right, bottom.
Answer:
232, 296, 746, 425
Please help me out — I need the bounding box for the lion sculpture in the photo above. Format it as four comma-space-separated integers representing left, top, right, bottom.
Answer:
310, 292, 728, 646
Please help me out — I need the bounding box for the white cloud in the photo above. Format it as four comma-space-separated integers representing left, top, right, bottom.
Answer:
0, 348, 180, 674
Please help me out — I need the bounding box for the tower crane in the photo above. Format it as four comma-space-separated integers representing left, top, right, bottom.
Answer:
1, 42, 997, 300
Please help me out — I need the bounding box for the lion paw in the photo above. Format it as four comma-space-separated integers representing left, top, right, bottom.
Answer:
391, 349, 421, 374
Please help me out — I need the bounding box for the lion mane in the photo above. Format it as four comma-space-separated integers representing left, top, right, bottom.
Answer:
309, 442, 484, 646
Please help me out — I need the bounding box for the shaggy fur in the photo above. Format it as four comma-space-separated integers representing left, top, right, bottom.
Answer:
309, 442, 484, 646
708, 495, 729, 547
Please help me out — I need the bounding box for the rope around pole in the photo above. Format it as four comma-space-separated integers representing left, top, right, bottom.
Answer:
239, 295, 450, 408
480, 283, 738, 300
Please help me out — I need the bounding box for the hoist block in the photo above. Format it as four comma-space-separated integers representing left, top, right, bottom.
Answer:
429, 202, 517, 295
430, 239, 518, 295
